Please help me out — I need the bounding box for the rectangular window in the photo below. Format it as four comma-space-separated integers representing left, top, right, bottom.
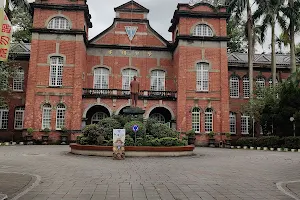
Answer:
192, 108, 200, 133
13, 69, 24, 91
42, 105, 51, 129
0, 109, 8, 129
49, 57, 64, 87
151, 70, 166, 91
229, 113, 236, 134
56, 106, 66, 130
230, 77, 239, 98
196, 63, 209, 92
14, 108, 25, 129
241, 115, 250, 134
205, 109, 213, 133
243, 78, 250, 98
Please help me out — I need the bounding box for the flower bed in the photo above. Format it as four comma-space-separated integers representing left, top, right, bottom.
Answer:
70, 144, 195, 157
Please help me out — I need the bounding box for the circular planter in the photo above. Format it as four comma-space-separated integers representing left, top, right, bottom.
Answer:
284, 148, 289, 152
257, 147, 262, 150
5, 142, 9, 146
291, 149, 296, 152
270, 148, 275, 151
277, 148, 282, 152
230, 146, 235, 149
188, 137, 196, 145
237, 146, 241, 149
243, 146, 248, 150
70, 144, 195, 157
263, 147, 268, 151
250, 147, 255, 150
298, 149, 300, 153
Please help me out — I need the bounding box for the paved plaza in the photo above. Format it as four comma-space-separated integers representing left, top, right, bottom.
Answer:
0, 146, 300, 200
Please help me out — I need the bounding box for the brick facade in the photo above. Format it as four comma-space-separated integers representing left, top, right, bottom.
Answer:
0, 1, 295, 144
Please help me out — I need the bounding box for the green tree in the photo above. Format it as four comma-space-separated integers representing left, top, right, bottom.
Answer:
253, 0, 285, 88
4, 0, 30, 20
226, 0, 255, 97
280, 0, 300, 73
11, 5, 32, 43
227, 18, 246, 53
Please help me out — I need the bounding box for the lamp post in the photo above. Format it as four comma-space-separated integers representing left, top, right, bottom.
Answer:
290, 117, 296, 137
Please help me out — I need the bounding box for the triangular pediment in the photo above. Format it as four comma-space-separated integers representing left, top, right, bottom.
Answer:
114, 1, 149, 13
255, 54, 270, 62
228, 53, 241, 62
10, 43, 30, 53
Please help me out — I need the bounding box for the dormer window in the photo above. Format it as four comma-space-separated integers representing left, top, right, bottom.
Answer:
48, 17, 70, 30
193, 24, 213, 37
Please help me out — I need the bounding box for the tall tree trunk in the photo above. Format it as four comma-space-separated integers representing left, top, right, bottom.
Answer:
271, 20, 277, 88
247, 0, 254, 98
289, 0, 297, 73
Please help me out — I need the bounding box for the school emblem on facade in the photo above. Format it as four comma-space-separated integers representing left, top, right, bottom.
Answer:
125, 26, 138, 41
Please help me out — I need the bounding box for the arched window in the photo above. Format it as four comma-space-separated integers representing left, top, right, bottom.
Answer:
42, 104, 51, 129
0, 108, 8, 129
229, 112, 236, 134
256, 77, 265, 98
205, 108, 213, 133
13, 68, 24, 91
122, 69, 138, 94
56, 104, 66, 130
150, 70, 165, 91
230, 76, 239, 98
150, 113, 166, 124
14, 107, 25, 130
94, 68, 109, 89
48, 17, 70, 30
193, 24, 213, 37
196, 63, 209, 91
243, 76, 250, 98
91, 112, 108, 124
49, 57, 64, 87
192, 107, 201, 133
241, 114, 250, 134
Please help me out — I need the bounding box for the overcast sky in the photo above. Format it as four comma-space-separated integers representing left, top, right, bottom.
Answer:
27, 0, 298, 53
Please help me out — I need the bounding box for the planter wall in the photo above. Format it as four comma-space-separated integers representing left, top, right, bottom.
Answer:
70, 144, 195, 157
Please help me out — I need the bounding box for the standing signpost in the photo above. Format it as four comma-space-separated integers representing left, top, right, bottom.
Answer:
113, 129, 126, 160
132, 125, 139, 146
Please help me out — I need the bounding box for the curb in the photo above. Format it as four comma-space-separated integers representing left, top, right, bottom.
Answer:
277, 181, 300, 200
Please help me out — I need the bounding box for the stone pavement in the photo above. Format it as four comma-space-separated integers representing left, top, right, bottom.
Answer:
286, 182, 300, 199
0, 146, 300, 200
0, 173, 33, 199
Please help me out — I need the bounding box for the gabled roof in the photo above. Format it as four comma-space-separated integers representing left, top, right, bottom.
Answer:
114, 0, 149, 13
10, 43, 31, 54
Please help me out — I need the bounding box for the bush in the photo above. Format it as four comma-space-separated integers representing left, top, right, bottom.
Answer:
236, 137, 257, 147
125, 135, 134, 146
256, 136, 280, 148
186, 130, 195, 137
284, 137, 300, 149
145, 118, 159, 133
98, 118, 122, 140
124, 121, 146, 138
82, 124, 105, 145
148, 123, 178, 138
113, 115, 143, 127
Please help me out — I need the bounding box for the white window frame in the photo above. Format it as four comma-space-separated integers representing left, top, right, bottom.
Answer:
269, 78, 278, 89
196, 63, 209, 92
229, 112, 236, 134
205, 108, 213, 133
56, 104, 66, 130
192, 107, 201, 133
42, 104, 51, 129
122, 69, 138, 94
47, 17, 70, 30
230, 76, 239, 98
150, 70, 165, 91
256, 77, 265, 98
241, 115, 250, 135
193, 24, 213, 37
14, 107, 25, 130
243, 77, 250, 98
49, 57, 64, 87
93, 68, 109, 89
0, 109, 8, 129
13, 68, 24, 91
91, 112, 108, 124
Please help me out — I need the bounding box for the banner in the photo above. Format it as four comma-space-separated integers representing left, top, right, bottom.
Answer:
113, 129, 126, 160
0, 8, 12, 62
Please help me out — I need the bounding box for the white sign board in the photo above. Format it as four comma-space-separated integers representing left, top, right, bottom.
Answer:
113, 129, 126, 147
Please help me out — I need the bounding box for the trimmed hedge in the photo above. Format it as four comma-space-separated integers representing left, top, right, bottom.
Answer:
236, 136, 300, 149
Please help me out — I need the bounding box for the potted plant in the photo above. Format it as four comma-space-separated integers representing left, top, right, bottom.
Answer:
60, 127, 69, 145
186, 130, 196, 145
225, 132, 232, 148
207, 132, 215, 147
42, 128, 51, 144
26, 128, 34, 144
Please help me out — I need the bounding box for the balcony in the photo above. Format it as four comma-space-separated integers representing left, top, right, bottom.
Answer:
82, 89, 177, 101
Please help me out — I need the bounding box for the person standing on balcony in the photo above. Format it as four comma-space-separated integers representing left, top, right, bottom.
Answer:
130, 76, 140, 107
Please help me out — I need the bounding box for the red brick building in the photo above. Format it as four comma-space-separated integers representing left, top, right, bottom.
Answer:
0, 0, 294, 144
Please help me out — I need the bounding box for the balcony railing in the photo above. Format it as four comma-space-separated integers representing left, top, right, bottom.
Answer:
82, 89, 177, 101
